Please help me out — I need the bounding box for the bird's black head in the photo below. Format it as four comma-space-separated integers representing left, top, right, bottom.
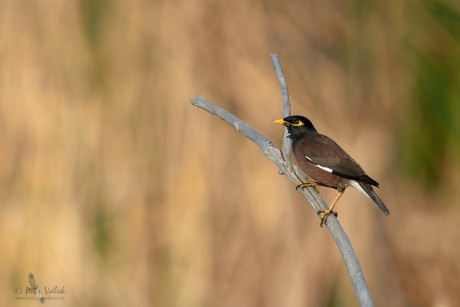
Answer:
274, 115, 317, 139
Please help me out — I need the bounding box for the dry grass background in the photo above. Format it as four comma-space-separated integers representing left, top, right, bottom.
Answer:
1, 0, 460, 306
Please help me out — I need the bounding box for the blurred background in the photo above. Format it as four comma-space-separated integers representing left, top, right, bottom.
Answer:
1, 0, 460, 306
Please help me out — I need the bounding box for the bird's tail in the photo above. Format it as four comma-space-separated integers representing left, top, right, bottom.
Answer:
358, 182, 390, 215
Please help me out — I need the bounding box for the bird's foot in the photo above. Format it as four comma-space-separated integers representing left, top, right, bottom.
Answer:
318, 209, 338, 227
296, 180, 318, 192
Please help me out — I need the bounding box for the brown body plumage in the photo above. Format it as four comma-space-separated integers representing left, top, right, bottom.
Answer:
275, 115, 389, 226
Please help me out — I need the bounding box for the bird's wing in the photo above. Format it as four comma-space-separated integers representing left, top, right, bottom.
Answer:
298, 134, 379, 186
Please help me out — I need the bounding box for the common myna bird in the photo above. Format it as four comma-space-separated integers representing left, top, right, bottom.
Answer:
274, 115, 390, 226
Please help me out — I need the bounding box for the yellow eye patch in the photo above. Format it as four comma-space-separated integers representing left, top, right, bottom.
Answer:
291, 121, 304, 127
274, 119, 304, 126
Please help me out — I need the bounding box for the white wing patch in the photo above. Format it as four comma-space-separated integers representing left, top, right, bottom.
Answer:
304, 155, 333, 173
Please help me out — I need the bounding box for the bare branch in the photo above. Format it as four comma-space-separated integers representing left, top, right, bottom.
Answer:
189, 55, 375, 307
271, 53, 292, 163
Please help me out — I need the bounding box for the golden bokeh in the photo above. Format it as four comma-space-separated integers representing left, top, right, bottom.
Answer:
1, 0, 460, 306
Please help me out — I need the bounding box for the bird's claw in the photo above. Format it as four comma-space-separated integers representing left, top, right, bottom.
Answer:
296, 181, 318, 192
318, 209, 338, 227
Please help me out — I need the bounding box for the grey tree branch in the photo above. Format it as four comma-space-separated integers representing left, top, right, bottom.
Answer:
189, 55, 375, 307
271, 54, 292, 163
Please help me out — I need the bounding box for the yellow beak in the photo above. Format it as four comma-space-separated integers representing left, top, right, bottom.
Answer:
274, 119, 286, 125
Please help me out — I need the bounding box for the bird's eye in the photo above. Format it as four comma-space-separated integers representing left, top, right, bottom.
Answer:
294, 120, 299, 124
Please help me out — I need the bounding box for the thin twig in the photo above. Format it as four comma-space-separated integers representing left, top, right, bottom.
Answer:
189, 55, 375, 307
271, 53, 292, 163
270, 54, 321, 207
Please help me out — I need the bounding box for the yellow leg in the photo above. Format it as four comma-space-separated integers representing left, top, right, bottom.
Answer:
318, 190, 344, 227
296, 178, 319, 193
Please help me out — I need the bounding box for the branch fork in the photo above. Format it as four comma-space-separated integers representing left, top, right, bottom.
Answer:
189, 54, 375, 307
